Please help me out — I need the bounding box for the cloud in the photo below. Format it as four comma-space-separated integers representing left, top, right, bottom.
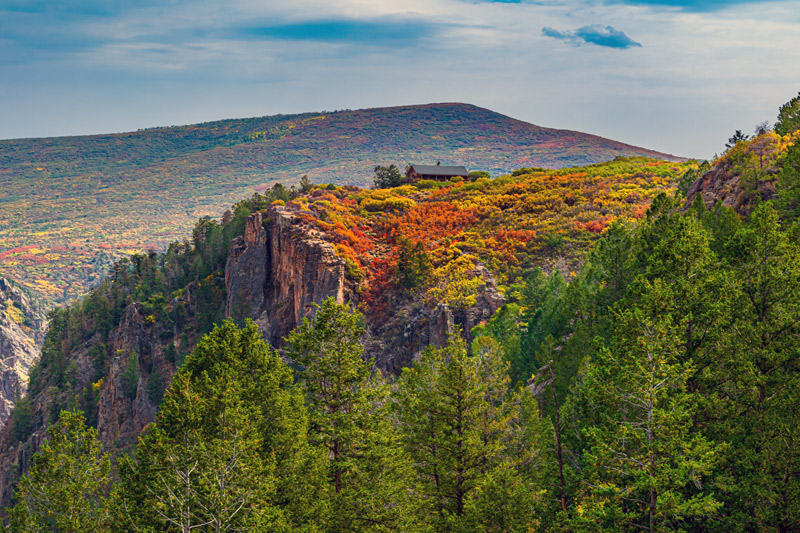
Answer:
542, 24, 642, 49
0, 0, 162, 17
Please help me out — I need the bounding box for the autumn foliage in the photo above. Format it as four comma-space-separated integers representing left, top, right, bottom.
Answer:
277, 157, 696, 317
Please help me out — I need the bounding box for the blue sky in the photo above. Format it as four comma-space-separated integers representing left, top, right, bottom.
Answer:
0, 0, 798, 159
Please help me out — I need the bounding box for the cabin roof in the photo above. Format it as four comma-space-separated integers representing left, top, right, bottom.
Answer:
408, 164, 469, 176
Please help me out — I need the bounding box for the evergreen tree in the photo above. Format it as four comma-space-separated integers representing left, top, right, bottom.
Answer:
775, 91, 800, 136
118, 320, 323, 531
777, 141, 800, 218
286, 298, 409, 532
394, 333, 543, 531
10, 410, 112, 532
713, 202, 800, 530
571, 279, 723, 532
373, 165, 403, 189
397, 238, 431, 289
119, 372, 283, 531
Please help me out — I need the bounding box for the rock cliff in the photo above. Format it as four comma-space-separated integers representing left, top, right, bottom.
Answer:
225, 206, 346, 347
0, 202, 507, 509
361, 262, 505, 373
0, 288, 199, 506
686, 142, 781, 215
0, 278, 47, 424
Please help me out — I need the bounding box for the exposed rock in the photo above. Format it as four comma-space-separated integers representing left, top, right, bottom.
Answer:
0, 288, 195, 507
428, 303, 455, 349
225, 207, 345, 348
96, 304, 159, 451
686, 152, 779, 216
0, 278, 47, 424
224, 209, 506, 374
0, 200, 511, 510
362, 262, 506, 373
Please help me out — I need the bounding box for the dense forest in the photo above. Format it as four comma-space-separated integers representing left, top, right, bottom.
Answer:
3, 94, 800, 531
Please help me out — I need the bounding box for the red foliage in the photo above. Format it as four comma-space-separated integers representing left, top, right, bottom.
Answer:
387, 202, 478, 244
360, 257, 395, 321
0, 245, 37, 260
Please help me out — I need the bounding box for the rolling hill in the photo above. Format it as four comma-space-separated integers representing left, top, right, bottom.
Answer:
0, 102, 681, 304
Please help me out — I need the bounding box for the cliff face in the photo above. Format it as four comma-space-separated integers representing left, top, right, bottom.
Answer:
0, 278, 47, 424
686, 138, 783, 215
225, 207, 505, 372
225, 207, 346, 348
361, 262, 505, 373
0, 291, 198, 506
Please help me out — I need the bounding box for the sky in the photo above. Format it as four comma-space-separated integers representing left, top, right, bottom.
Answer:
0, 0, 798, 159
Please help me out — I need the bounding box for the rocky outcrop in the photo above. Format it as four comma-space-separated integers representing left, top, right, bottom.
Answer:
225, 207, 346, 347
0, 200, 510, 509
95, 304, 161, 451
0, 289, 196, 507
0, 278, 47, 424
686, 152, 779, 216
364, 262, 506, 373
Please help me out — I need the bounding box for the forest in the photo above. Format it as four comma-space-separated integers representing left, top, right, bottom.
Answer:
3, 94, 800, 531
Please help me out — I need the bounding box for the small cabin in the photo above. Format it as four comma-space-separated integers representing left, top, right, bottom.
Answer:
404, 164, 469, 183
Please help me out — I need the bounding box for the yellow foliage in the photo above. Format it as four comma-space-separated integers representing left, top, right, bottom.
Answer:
426, 254, 485, 308
361, 197, 417, 212
3, 301, 25, 324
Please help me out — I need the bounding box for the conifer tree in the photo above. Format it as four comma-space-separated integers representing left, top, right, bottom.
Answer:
286, 297, 409, 532
394, 333, 543, 531
571, 279, 723, 532
9, 410, 112, 532
777, 141, 800, 218
118, 320, 323, 531
714, 202, 800, 530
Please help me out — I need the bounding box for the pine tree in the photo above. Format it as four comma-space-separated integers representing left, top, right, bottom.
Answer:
394, 333, 542, 531
777, 141, 800, 218
572, 279, 723, 532
775, 91, 800, 136
118, 320, 323, 531
286, 297, 409, 532
10, 410, 112, 532
714, 202, 800, 530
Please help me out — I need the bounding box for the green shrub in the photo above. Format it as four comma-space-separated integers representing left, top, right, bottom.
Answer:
414, 180, 449, 190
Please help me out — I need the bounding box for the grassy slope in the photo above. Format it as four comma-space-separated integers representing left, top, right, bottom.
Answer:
0, 103, 681, 303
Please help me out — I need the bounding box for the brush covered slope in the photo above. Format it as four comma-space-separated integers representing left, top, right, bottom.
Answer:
686, 128, 800, 214
0, 156, 694, 507
0, 103, 681, 306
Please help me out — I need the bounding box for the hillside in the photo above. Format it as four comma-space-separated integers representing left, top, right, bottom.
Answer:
0, 103, 681, 305
3, 92, 800, 531
0, 156, 693, 507
5, 146, 800, 529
